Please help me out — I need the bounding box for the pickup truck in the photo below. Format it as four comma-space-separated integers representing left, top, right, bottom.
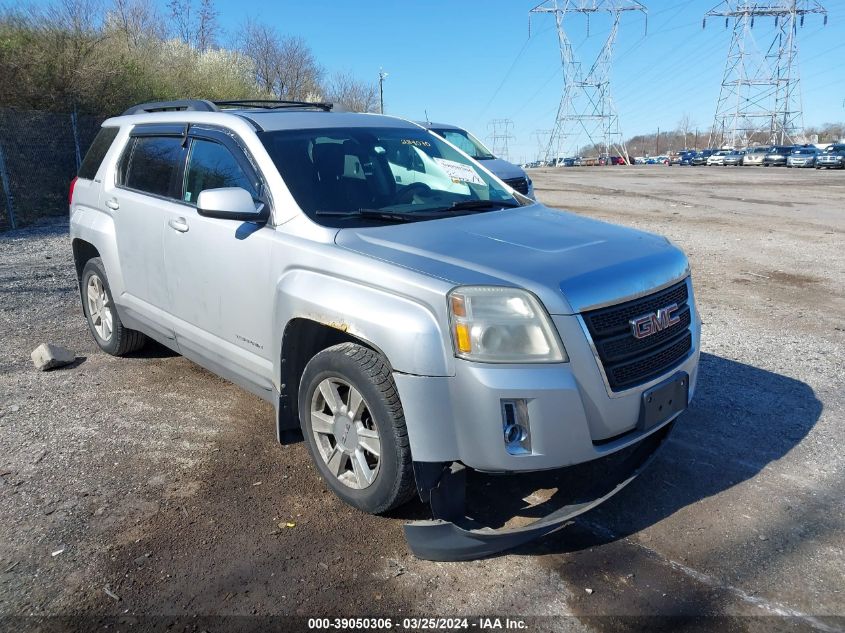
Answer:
69, 99, 701, 560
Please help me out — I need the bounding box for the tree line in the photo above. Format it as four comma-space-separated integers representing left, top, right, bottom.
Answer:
0, 0, 379, 115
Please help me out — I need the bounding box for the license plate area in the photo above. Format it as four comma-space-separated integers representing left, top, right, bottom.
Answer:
638, 372, 689, 432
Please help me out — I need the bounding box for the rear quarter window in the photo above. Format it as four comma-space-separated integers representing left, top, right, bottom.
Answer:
78, 127, 119, 180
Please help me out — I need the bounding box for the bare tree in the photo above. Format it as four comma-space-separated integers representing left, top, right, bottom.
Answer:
237, 20, 322, 100
108, 0, 165, 49
276, 36, 322, 100
195, 0, 218, 52
237, 20, 282, 95
677, 112, 694, 149
324, 71, 378, 112
167, 0, 191, 46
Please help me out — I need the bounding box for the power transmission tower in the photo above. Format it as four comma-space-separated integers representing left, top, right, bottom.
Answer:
529, 0, 646, 165
705, 0, 827, 148
487, 119, 515, 161
533, 128, 555, 163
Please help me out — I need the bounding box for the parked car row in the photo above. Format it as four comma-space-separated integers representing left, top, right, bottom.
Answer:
523, 143, 845, 170
523, 155, 631, 168
670, 144, 845, 169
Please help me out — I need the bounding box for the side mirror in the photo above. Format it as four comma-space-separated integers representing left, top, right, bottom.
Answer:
196, 187, 268, 223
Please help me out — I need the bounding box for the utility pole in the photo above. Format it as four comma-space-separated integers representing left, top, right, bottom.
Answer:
378, 69, 388, 115
704, 0, 827, 147
694, 127, 699, 149
656, 126, 660, 155
529, 0, 647, 165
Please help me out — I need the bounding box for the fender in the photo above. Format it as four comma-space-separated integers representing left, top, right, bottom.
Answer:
70, 206, 124, 299
271, 268, 453, 382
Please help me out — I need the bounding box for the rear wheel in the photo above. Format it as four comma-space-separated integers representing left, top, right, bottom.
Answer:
298, 343, 415, 514
82, 258, 146, 356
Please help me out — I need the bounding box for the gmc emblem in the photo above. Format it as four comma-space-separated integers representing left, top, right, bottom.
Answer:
629, 303, 681, 340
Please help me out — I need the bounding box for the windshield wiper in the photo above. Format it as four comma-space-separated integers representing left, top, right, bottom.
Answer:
447, 200, 520, 212
315, 209, 443, 223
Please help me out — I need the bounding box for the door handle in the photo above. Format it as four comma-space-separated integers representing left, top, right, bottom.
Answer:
168, 217, 189, 233
105, 199, 120, 210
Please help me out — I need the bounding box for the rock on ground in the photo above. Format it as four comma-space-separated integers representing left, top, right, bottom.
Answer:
30, 342, 75, 371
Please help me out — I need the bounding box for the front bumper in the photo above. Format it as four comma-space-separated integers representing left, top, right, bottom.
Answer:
788, 159, 815, 167
405, 421, 674, 560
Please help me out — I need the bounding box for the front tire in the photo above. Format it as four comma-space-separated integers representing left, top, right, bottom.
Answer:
81, 258, 146, 356
298, 343, 415, 514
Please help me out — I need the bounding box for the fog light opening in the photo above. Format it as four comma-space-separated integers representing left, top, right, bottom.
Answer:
501, 399, 531, 455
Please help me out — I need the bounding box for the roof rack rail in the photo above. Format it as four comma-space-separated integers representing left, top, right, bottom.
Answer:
122, 99, 219, 115
214, 99, 334, 112
121, 98, 335, 117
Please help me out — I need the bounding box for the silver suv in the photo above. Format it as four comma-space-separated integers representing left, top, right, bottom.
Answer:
69, 99, 701, 561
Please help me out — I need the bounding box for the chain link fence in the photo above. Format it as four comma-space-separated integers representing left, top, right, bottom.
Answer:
0, 107, 105, 231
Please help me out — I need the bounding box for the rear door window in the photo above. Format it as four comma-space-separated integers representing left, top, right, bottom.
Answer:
183, 139, 257, 204
78, 127, 119, 180
123, 136, 186, 199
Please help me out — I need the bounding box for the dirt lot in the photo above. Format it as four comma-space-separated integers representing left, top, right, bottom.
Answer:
1, 166, 843, 631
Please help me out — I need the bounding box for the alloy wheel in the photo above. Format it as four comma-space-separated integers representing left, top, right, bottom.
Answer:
86, 274, 113, 341
310, 377, 381, 489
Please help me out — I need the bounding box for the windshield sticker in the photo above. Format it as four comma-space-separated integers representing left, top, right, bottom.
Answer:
432, 158, 486, 186
401, 139, 431, 147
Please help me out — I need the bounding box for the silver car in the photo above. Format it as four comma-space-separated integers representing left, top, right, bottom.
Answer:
787, 147, 819, 168
69, 99, 701, 560
723, 150, 746, 166
418, 121, 534, 199
742, 146, 770, 166
706, 150, 731, 166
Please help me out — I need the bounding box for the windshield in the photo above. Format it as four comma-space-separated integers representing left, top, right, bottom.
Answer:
259, 127, 518, 225
793, 148, 815, 155
431, 128, 496, 160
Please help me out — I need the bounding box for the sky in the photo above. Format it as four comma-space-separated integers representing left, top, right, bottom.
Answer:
206, 0, 844, 162
53, 0, 845, 161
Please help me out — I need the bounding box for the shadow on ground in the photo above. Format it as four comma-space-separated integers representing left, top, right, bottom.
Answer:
516, 353, 835, 626
524, 352, 822, 554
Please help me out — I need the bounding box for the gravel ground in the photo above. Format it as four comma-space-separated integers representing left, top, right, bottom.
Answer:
0, 166, 843, 631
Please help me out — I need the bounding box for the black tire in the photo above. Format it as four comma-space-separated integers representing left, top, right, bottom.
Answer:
81, 257, 146, 356
298, 343, 415, 514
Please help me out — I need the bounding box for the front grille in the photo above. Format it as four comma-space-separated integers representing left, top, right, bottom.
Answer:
503, 177, 529, 195
582, 280, 693, 391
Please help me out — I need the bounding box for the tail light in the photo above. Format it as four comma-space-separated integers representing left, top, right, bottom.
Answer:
68, 176, 78, 208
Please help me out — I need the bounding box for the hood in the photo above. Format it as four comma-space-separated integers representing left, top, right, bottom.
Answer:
476, 157, 527, 181
335, 205, 690, 315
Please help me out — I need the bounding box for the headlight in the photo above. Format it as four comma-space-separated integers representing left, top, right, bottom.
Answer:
448, 286, 567, 363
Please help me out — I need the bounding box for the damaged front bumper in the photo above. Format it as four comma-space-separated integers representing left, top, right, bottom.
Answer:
404, 421, 674, 561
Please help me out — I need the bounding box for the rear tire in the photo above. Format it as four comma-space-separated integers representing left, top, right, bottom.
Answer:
298, 343, 415, 514
81, 258, 146, 356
